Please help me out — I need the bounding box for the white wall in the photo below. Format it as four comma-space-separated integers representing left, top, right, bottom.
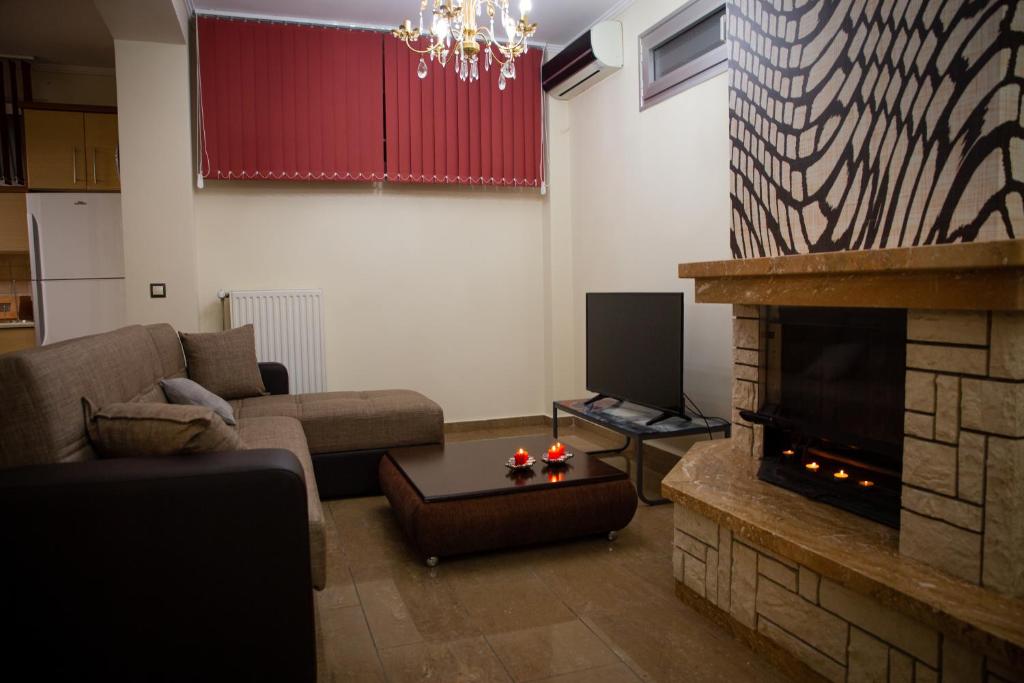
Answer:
556, 0, 735, 419
195, 182, 548, 422
30, 65, 117, 107
114, 39, 199, 332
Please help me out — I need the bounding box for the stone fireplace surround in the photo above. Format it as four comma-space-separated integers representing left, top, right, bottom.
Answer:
664, 242, 1024, 683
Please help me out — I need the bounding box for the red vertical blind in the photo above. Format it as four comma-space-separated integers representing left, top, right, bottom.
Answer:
383, 37, 544, 187
197, 17, 385, 182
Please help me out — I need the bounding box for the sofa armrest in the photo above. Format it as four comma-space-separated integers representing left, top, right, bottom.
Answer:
0, 450, 316, 681
260, 361, 290, 395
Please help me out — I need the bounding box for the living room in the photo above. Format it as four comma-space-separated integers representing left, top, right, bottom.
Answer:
1, 0, 1022, 681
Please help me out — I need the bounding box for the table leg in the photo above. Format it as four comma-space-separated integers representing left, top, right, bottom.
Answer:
634, 438, 670, 506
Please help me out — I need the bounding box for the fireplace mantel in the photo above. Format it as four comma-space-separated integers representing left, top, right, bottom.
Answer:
678, 241, 1024, 310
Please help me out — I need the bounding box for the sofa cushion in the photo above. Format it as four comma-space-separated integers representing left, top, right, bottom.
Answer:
161, 378, 237, 425
0, 325, 175, 469
231, 390, 444, 454
84, 400, 246, 459
179, 325, 266, 400
237, 416, 326, 591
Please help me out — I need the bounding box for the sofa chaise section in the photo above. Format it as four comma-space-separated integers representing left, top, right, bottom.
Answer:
232, 388, 444, 498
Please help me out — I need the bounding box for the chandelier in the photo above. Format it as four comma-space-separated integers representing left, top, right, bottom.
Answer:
393, 1, 538, 90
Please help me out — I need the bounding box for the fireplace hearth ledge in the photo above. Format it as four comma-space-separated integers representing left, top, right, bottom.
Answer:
677, 241, 1024, 310
662, 439, 1024, 671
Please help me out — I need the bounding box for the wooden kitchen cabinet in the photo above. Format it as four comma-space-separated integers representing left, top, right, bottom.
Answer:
24, 108, 119, 191
84, 113, 120, 191
0, 194, 28, 252
24, 109, 87, 190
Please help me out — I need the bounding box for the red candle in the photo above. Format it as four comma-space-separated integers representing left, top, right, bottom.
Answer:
548, 444, 564, 461
514, 448, 529, 466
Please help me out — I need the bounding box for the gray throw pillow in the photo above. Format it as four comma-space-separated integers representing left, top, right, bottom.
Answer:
161, 377, 238, 425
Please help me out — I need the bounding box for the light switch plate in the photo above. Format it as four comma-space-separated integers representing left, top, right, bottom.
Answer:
150, 283, 166, 298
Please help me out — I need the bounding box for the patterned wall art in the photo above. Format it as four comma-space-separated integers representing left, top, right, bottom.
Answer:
727, 0, 1024, 257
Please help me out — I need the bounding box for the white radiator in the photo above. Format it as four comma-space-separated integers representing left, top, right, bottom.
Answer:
222, 289, 327, 394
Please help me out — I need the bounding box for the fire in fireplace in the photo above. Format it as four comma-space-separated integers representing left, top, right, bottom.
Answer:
751, 307, 906, 527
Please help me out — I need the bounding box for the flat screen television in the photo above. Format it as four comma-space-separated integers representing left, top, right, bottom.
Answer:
586, 293, 685, 418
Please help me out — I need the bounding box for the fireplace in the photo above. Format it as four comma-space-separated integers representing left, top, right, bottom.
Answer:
753, 306, 906, 527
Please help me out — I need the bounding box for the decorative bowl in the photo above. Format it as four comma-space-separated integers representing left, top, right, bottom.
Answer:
541, 452, 575, 466
505, 456, 536, 471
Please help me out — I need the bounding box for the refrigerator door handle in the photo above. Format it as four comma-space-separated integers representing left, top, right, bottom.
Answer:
31, 216, 45, 345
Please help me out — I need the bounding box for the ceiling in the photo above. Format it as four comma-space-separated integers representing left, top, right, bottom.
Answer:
192, 0, 632, 47
0, 0, 115, 67
0, 0, 629, 70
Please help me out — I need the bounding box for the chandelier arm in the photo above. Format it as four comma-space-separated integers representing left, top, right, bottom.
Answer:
400, 40, 444, 56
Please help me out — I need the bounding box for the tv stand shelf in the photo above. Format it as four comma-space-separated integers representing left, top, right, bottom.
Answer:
554, 398, 731, 505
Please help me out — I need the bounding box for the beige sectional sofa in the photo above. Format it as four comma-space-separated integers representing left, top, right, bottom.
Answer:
0, 322, 443, 681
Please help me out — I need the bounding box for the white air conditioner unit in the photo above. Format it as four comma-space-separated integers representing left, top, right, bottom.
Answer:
543, 21, 623, 100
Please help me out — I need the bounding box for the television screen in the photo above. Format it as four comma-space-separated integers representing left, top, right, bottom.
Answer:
586, 293, 685, 415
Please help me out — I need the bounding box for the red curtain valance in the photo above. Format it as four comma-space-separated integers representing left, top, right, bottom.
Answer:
197, 17, 385, 182
383, 37, 544, 187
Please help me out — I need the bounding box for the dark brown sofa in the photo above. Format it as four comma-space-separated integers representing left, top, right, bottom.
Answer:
0, 323, 443, 681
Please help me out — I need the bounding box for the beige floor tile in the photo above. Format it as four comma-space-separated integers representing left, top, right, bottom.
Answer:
533, 662, 642, 682
582, 604, 789, 683
442, 554, 578, 635
317, 604, 386, 683
486, 620, 620, 681
352, 562, 480, 648
378, 636, 512, 682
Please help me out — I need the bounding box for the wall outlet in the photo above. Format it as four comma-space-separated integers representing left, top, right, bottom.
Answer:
149, 283, 166, 298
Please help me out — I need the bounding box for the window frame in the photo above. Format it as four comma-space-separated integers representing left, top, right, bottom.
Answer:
639, 0, 728, 110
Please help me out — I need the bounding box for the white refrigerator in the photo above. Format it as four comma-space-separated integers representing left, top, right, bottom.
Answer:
27, 193, 126, 345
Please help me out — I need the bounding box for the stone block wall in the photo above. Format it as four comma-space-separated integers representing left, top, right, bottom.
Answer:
900, 311, 1024, 597
673, 506, 1021, 683
727, 305, 1024, 598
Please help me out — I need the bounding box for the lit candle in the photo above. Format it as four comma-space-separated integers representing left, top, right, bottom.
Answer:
782, 449, 795, 457
858, 480, 875, 488
805, 461, 820, 472
514, 448, 529, 466
548, 442, 565, 461
834, 470, 849, 480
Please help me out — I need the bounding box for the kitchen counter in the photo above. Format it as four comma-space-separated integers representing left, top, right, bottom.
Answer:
0, 323, 36, 354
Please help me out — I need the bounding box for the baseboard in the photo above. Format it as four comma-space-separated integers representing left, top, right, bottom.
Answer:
443, 414, 572, 434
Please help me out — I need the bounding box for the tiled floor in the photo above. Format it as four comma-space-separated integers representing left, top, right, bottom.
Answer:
315, 425, 788, 682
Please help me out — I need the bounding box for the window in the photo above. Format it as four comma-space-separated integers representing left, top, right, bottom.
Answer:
639, 0, 727, 110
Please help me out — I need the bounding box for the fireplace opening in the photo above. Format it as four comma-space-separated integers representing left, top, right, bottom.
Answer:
756, 306, 906, 527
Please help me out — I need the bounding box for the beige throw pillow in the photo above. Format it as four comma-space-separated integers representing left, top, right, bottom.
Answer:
179, 324, 267, 400
84, 399, 246, 459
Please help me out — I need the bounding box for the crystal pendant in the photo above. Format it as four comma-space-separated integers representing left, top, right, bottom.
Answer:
498, 73, 507, 91
501, 60, 514, 79
460, 59, 468, 80
417, 57, 428, 79
508, 58, 516, 79
471, 59, 479, 81
440, 48, 450, 66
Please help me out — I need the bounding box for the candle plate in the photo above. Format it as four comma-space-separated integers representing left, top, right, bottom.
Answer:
541, 452, 575, 465
505, 457, 536, 471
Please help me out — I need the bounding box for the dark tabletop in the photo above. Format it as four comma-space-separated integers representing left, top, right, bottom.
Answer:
388, 435, 629, 502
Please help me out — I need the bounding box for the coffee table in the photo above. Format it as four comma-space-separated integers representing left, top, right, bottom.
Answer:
380, 435, 638, 566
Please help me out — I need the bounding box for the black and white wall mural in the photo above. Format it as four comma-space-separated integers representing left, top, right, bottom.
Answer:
728, 0, 1024, 257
